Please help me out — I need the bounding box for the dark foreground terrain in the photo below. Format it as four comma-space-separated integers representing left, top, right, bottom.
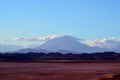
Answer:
0, 61, 120, 80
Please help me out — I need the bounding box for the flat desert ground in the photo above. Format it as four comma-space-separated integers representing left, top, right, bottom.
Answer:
0, 61, 120, 80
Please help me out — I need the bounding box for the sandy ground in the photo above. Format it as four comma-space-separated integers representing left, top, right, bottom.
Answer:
0, 61, 120, 80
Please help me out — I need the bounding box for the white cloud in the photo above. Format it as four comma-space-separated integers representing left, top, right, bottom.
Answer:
14, 37, 25, 41
85, 38, 120, 48
20, 44, 39, 48
13, 34, 64, 42
37, 34, 63, 41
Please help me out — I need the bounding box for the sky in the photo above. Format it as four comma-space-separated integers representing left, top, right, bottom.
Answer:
0, 0, 120, 45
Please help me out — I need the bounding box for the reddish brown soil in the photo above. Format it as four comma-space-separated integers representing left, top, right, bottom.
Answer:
0, 61, 120, 80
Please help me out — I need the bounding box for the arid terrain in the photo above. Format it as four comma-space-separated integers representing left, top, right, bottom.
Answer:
0, 61, 120, 80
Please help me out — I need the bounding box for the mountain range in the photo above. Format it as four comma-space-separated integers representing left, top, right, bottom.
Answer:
0, 35, 120, 53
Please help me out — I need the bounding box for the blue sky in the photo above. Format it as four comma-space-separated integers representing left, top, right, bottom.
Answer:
0, 0, 120, 44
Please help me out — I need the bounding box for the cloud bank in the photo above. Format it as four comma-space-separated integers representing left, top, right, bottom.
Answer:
14, 37, 25, 41
85, 38, 120, 49
13, 34, 63, 42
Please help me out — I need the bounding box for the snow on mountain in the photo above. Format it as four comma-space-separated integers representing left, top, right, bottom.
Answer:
36, 35, 103, 53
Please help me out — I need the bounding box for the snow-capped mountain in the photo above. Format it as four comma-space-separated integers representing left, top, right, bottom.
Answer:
36, 35, 104, 53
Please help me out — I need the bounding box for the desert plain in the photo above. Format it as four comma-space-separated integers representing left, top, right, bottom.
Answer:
0, 61, 120, 80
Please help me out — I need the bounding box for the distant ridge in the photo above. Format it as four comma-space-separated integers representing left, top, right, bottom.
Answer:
16, 48, 48, 53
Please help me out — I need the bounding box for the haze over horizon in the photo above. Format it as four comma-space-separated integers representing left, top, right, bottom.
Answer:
0, 0, 120, 52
